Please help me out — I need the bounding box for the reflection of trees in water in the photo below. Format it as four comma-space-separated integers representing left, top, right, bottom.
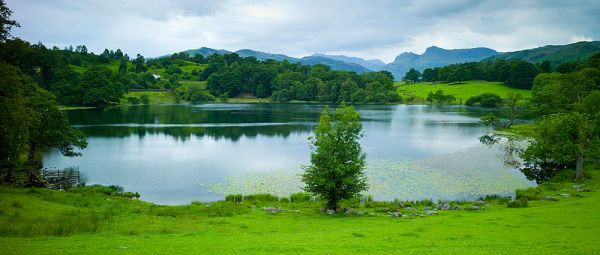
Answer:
78, 124, 314, 142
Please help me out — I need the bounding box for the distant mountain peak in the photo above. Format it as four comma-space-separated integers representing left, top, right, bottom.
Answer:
384, 46, 499, 80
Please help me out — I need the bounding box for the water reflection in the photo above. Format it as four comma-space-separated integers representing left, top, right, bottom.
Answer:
42, 104, 533, 204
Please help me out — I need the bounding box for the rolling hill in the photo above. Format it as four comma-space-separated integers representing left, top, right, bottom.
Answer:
483, 41, 600, 65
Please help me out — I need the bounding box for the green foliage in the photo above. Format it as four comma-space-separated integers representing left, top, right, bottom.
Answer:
522, 112, 599, 182
139, 94, 150, 104
0, 0, 19, 41
403, 68, 421, 83
126, 96, 141, 104
302, 104, 368, 209
243, 193, 279, 203
290, 192, 311, 202
174, 83, 215, 104
426, 90, 456, 104
507, 197, 528, 208
465, 93, 502, 107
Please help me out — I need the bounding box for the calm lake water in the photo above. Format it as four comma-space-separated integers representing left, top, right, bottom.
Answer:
43, 104, 534, 204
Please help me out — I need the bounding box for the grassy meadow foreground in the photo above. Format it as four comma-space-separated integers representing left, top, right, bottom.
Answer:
1, 168, 599, 254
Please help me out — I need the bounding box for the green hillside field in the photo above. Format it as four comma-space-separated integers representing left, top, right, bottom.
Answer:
397, 80, 531, 103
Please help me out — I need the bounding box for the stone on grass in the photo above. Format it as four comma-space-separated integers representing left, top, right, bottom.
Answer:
541, 196, 558, 201
265, 207, 282, 213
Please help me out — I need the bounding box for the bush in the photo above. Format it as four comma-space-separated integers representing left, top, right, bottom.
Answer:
279, 197, 290, 203
140, 94, 150, 104
126, 96, 141, 104
290, 192, 311, 202
507, 197, 528, 208
243, 193, 279, 203
466, 93, 502, 107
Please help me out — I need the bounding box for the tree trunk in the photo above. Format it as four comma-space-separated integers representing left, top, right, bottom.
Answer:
576, 156, 585, 180
27, 143, 37, 165
2, 166, 15, 184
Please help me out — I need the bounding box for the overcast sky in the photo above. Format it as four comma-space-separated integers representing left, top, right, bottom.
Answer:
6, 0, 600, 63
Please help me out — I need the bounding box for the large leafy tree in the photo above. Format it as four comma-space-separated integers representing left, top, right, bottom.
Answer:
25, 87, 87, 167
522, 113, 599, 181
0, 62, 30, 182
302, 104, 368, 210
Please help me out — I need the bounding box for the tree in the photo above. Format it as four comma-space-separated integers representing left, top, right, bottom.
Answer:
403, 68, 421, 83
25, 87, 87, 183
118, 58, 128, 73
0, 63, 30, 182
540, 60, 552, 73
507, 60, 538, 89
422, 68, 437, 82
0, 0, 19, 42
301, 104, 368, 210
522, 113, 599, 181
502, 93, 526, 128
135, 54, 146, 73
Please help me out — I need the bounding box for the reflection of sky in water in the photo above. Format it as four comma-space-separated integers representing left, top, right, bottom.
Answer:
43, 104, 530, 205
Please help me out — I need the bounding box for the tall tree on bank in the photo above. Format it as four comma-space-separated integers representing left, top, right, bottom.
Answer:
0, 63, 30, 182
301, 104, 368, 210
522, 113, 599, 181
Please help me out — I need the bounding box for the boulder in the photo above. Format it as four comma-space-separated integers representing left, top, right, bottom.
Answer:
476, 200, 486, 206
469, 205, 479, 211
441, 203, 451, 210
404, 207, 414, 211
560, 193, 570, 198
425, 210, 437, 215
452, 205, 462, 210
541, 196, 558, 201
265, 207, 282, 213
390, 212, 402, 217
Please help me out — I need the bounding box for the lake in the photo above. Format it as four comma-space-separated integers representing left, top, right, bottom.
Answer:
43, 104, 534, 204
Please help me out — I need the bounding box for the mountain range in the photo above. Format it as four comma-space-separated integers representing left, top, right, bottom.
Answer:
174, 41, 600, 80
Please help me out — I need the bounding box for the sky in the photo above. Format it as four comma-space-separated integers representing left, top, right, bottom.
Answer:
6, 0, 600, 63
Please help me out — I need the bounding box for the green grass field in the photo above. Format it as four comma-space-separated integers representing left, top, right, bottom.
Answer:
123, 91, 176, 104
397, 80, 532, 102
1, 167, 599, 254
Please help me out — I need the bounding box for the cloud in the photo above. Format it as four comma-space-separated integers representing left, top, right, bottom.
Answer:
6, 0, 600, 63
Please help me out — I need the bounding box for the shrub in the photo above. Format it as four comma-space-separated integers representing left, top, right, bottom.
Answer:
507, 197, 528, 208
466, 93, 502, 107
140, 94, 150, 104
290, 192, 311, 202
279, 197, 290, 203
243, 193, 279, 203
126, 96, 141, 104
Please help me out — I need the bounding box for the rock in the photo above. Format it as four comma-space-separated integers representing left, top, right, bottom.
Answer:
390, 212, 402, 217
476, 200, 486, 206
441, 203, 451, 210
452, 205, 462, 210
326, 209, 335, 215
344, 207, 354, 215
264, 207, 282, 213
383, 207, 390, 212
425, 210, 437, 215
422, 207, 432, 211
355, 210, 365, 215
560, 193, 570, 198
572, 184, 583, 189
410, 213, 418, 217
469, 205, 479, 211
404, 207, 414, 211
541, 196, 558, 201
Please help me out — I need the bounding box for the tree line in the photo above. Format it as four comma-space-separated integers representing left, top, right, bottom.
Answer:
402, 59, 556, 89
201, 53, 401, 103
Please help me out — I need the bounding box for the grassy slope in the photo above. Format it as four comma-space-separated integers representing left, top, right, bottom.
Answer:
1, 168, 599, 254
397, 80, 532, 102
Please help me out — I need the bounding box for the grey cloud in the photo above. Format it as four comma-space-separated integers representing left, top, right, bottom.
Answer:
5, 0, 600, 63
